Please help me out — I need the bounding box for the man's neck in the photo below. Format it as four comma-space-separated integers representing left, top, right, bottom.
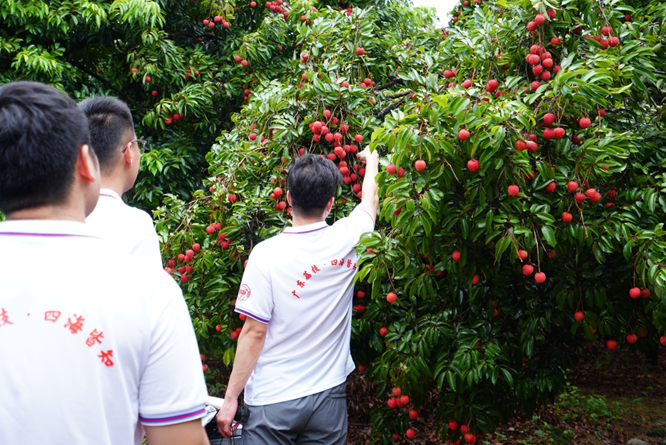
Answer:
291, 215, 326, 227
100, 177, 127, 198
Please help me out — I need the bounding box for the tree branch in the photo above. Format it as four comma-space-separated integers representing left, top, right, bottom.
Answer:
384, 90, 412, 100
374, 97, 406, 120
371, 77, 403, 92
67, 58, 130, 101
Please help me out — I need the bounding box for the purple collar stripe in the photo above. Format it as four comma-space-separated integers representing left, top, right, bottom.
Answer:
99, 194, 118, 199
140, 407, 206, 424
0, 232, 97, 238
235, 308, 270, 324
283, 226, 328, 235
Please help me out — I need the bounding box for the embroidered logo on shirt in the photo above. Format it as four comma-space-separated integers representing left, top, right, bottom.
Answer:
238, 284, 251, 302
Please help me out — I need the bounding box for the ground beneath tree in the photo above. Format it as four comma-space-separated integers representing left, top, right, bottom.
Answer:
346, 344, 666, 444
205, 344, 666, 444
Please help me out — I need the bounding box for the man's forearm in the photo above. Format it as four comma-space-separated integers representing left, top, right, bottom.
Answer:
361, 151, 379, 200
359, 149, 380, 217
225, 329, 266, 399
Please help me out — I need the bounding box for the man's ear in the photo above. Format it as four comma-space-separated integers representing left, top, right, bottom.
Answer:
122, 142, 134, 167
76, 144, 98, 183
325, 196, 334, 212
287, 191, 292, 207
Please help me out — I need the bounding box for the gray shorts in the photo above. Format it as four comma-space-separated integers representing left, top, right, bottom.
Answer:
242, 382, 348, 445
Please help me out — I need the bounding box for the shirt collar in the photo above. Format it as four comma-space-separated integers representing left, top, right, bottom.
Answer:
0, 219, 99, 239
99, 188, 122, 200
282, 221, 329, 234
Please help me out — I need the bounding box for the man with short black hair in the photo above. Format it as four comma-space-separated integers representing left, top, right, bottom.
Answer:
79, 96, 162, 268
216, 149, 380, 444
0, 81, 209, 445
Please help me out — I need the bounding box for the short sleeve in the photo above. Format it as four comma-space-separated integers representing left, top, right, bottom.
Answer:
331, 207, 375, 244
138, 275, 208, 426
130, 212, 163, 270
235, 245, 273, 324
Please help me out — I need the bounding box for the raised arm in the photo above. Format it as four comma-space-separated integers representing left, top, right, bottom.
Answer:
356, 146, 380, 220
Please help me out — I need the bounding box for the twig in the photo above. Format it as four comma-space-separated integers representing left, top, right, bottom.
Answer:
372, 77, 403, 92
374, 98, 406, 120
67, 58, 130, 101
384, 90, 413, 100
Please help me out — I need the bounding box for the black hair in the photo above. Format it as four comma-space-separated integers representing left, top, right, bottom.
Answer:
78, 96, 134, 175
287, 154, 342, 218
0, 81, 91, 214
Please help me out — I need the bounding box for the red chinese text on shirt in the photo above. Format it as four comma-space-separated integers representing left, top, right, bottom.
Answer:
0, 308, 13, 327
5, 308, 114, 367
98, 350, 114, 367
64, 315, 85, 334
86, 329, 104, 347
291, 259, 357, 299
44, 311, 61, 323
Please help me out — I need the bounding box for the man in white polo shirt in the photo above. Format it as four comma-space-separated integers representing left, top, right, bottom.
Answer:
216, 150, 379, 443
80, 96, 162, 269
0, 81, 209, 445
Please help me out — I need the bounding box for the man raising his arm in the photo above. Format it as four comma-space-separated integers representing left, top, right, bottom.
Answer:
0, 82, 208, 445
216, 148, 380, 444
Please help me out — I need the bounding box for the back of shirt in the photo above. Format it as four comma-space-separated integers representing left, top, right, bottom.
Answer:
0, 220, 207, 445
235, 208, 375, 405
86, 188, 162, 269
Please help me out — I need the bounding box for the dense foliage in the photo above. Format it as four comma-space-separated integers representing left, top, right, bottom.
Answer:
3, 0, 666, 443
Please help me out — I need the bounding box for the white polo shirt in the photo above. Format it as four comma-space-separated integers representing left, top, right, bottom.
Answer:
235, 207, 375, 405
86, 188, 162, 269
0, 220, 207, 445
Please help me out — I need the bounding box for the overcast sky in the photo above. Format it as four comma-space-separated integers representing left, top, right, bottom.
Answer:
411, 0, 458, 25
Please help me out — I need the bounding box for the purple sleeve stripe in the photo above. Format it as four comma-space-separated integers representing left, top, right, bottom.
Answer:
140, 407, 206, 424
235, 307, 270, 324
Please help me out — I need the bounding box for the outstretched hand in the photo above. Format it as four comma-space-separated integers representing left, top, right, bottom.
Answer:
356, 146, 379, 164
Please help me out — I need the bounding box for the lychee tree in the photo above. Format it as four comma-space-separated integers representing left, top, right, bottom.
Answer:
154, 0, 666, 442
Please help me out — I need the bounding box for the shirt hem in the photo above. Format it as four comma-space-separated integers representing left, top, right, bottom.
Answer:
244, 373, 352, 406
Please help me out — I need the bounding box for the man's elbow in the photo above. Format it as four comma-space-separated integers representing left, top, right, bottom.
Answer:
244, 329, 267, 342
241, 319, 268, 341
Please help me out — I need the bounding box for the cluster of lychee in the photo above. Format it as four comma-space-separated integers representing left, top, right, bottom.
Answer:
266, 0, 290, 21
386, 387, 419, 441
447, 421, 477, 444
164, 244, 201, 282
202, 15, 230, 29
